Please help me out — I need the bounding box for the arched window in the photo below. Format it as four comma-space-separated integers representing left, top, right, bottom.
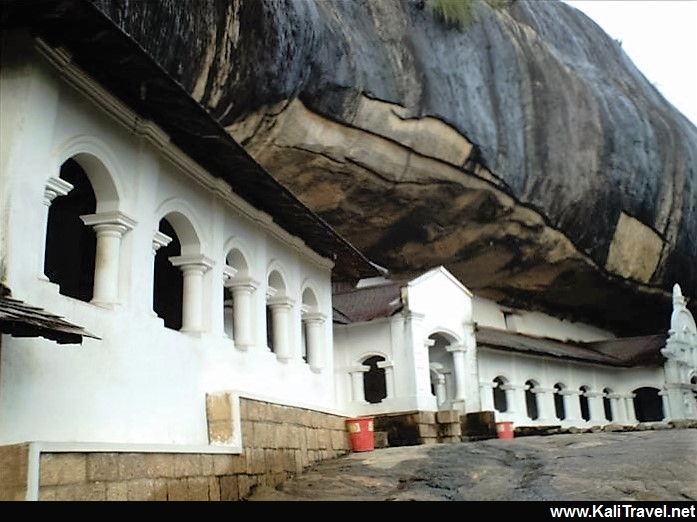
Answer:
493, 376, 508, 412
633, 387, 664, 422
554, 383, 566, 420
691, 375, 696, 401
525, 380, 539, 420
579, 386, 591, 421
45, 159, 97, 302
153, 211, 209, 332
427, 332, 459, 408
154, 219, 183, 330
362, 355, 387, 404
603, 388, 613, 422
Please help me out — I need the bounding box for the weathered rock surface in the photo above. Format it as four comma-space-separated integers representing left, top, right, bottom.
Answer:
248, 431, 697, 501
94, 0, 697, 334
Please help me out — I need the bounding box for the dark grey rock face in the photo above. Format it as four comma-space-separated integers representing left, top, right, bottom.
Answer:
94, 0, 696, 334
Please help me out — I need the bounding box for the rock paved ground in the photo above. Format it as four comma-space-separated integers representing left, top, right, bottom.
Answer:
250, 430, 697, 501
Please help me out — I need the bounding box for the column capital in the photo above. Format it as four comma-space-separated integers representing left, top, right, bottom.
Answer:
446, 344, 467, 353
348, 365, 370, 374
44, 176, 73, 205
222, 265, 238, 282
227, 277, 260, 291
81, 211, 137, 235
559, 389, 581, 396
424, 338, 436, 348
169, 254, 214, 273
303, 311, 326, 324
530, 387, 555, 394
479, 381, 497, 389
152, 231, 172, 252
502, 384, 527, 391
584, 391, 604, 398
268, 296, 294, 309
376, 360, 394, 370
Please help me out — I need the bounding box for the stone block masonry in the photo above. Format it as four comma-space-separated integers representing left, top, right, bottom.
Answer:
0, 443, 30, 501
34, 398, 350, 501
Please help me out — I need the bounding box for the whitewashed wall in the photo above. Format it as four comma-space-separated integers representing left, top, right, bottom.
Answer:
472, 296, 614, 342
0, 38, 336, 446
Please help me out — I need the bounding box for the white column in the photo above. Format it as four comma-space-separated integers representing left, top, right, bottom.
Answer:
501, 384, 525, 417
435, 373, 448, 407
586, 392, 607, 424
227, 277, 258, 351
562, 390, 583, 424
623, 394, 638, 424
349, 366, 369, 403
304, 312, 326, 372
608, 394, 624, 423
505, 384, 528, 422
170, 254, 213, 333
40, 176, 74, 279
268, 296, 294, 361
378, 361, 395, 399
479, 381, 496, 412
659, 389, 670, 421
81, 211, 136, 306
533, 387, 557, 424
462, 322, 481, 411
447, 345, 467, 401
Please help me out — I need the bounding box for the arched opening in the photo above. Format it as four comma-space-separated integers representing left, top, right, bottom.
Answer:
223, 248, 249, 341
153, 218, 183, 330
427, 333, 457, 408
579, 386, 591, 421
633, 387, 664, 422
525, 380, 539, 420
266, 269, 289, 358
554, 383, 566, 420
362, 355, 387, 404
603, 388, 613, 422
44, 159, 97, 302
493, 376, 508, 412
691, 375, 696, 401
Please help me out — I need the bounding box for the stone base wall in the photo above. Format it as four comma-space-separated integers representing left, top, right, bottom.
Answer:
35, 398, 350, 501
0, 443, 30, 501
374, 410, 462, 446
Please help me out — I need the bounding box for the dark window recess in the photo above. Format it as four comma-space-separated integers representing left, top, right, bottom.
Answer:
633, 387, 664, 422
554, 384, 566, 420
153, 218, 183, 330
493, 377, 507, 412
363, 356, 387, 404
44, 159, 97, 302
266, 305, 274, 353
525, 381, 539, 420
579, 389, 590, 421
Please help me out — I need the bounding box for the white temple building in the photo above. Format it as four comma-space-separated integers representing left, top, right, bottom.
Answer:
0, 0, 695, 502
333, 267, 697, 428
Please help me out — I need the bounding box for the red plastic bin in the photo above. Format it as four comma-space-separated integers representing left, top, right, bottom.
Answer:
345, 417, 375, 452
496, 421, 514, 439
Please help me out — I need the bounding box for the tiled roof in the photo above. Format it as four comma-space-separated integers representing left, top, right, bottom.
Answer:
0, 288, 98, 345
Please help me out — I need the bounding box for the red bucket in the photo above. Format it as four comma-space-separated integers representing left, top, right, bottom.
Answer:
496, 421, 514, 439
345, 417, 375, 452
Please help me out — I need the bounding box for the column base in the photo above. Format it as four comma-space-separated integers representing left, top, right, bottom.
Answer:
90, 299, 117, 310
